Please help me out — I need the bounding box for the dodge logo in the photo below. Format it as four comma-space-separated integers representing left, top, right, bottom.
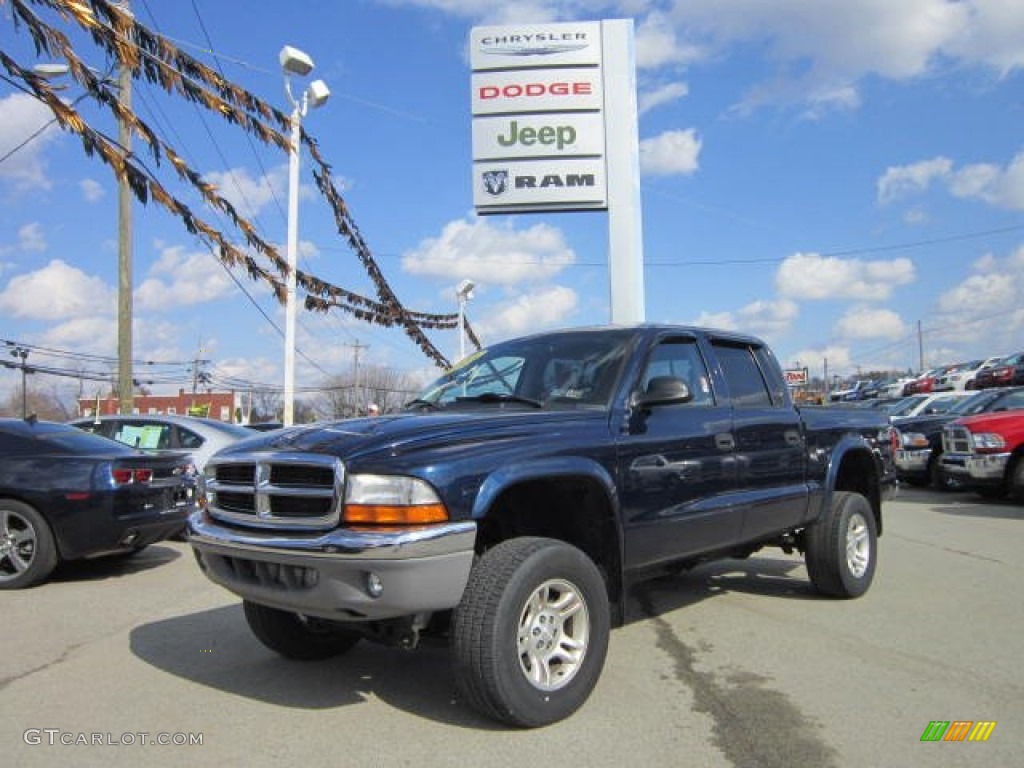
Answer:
482, 170, 509, 196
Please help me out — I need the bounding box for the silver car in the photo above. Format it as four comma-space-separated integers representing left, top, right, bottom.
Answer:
70, 414, 256, 472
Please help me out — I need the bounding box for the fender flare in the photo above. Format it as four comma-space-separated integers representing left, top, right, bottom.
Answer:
815, 433, 882, 528
470, 455, 620, 522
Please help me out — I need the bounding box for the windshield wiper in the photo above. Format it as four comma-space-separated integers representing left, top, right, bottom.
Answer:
455, 392, 544, 409
404, 398, 440, 411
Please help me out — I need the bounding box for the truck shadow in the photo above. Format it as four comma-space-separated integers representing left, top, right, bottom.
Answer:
129, 554, 812, 728
623, 555, 815, 625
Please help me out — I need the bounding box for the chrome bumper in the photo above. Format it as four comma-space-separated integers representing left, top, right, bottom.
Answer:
895, 449, 931, 473
188, 511, 476, 621
966, 453, 1010, 481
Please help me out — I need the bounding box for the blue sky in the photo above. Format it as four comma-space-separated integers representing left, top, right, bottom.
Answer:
2, 0, 1023, 405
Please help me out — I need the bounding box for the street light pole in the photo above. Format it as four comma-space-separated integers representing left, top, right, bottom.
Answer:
9, 346, 29, 418
279, 45, 329, 427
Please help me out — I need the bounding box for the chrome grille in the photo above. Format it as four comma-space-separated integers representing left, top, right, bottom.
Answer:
204, 452, 343, 530
942, 425, 972, 455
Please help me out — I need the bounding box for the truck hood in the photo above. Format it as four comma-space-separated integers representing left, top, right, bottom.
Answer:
952, 410, 1024, 433
213, 409, 611, 468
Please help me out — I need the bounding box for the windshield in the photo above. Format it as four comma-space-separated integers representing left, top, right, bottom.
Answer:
413, 329, 634, 409
885, 395, 926, 417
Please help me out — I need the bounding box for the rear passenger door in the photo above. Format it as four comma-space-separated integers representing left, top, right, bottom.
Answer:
709, 339, 809, 540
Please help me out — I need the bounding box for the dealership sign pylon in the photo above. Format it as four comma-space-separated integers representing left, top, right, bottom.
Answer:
470, 19, 645, 324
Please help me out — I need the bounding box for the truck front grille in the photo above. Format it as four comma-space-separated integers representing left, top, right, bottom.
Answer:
204, 452, 343, 530
942, 426, 972, 455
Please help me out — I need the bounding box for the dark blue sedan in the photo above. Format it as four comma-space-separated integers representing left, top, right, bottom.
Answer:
0, 418, 199, 589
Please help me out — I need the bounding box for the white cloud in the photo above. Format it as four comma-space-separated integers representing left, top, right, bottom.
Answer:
689, 299, 798, 340
0, 93, 61, 190
0, 259, 113, 320
202, 165, 311, 220
639, 129, 701, 176
948, 150, 1024, 210
634, 11, 704, 70
10, 223, 47, 253
876, 157, 953, 204
401, 216, 575, 285
638, 81, 689, 115
931, 244, 1024, 347
835, 307, 907, 340
877, 150, 1024, 211
79, 178, 105, 202
136, 244, 237, 310
776, 253, 915, 301
474, 285, 578, 341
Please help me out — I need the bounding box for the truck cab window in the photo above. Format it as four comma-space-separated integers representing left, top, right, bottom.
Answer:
640, 339, 713, 404
712, 342, 773, 407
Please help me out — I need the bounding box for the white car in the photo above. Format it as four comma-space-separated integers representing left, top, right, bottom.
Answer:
934, 357, 1003, 391
884, 391, 975, 419
70, 414, 256, 472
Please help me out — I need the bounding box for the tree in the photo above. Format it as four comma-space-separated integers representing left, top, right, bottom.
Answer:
314, 365, 425, 419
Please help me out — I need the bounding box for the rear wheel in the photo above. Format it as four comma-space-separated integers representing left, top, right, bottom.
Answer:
805, 491, 877, 598
452, 537, 610, 728
242, 601, 361, 660
0, 500, 58, 590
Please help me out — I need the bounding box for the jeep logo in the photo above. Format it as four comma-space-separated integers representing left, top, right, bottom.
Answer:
496, 120, 577, 151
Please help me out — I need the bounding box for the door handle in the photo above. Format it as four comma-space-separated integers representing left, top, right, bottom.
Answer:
715, 433, 735, 451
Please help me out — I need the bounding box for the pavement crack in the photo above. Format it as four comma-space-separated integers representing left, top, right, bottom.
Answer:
890, 533, 1003, 563
0, 641, 85, 692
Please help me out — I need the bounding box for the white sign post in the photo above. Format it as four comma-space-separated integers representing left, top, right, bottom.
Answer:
469, 20, 645, 323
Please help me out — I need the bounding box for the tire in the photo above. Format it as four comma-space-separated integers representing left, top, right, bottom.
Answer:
452, 537, 610, 728
0, 500, 59, 590
242, 601, 361, 660
804, 492, 877, 598
1011, 459, 1024, 503
928, 454, 958, 491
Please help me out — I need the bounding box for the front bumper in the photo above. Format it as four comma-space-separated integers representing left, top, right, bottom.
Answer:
966, 452, 1010, 482
188, 511, 476, 622
895, 448, 931, 477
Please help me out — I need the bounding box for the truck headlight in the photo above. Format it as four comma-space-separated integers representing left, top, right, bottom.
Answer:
343, 474, 449, 525
970, 433, 1006, 452
900, 432, 929, 449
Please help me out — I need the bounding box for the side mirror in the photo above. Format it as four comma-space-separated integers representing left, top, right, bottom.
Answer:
636, 376, 693, 408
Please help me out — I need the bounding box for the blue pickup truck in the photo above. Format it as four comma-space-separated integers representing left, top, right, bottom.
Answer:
188, 325, 897, 727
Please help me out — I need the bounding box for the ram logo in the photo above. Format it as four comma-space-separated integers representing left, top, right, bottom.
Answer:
482, 170, 509, 196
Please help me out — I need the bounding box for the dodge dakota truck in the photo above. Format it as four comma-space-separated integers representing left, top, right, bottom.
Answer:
188, 325, 897, 727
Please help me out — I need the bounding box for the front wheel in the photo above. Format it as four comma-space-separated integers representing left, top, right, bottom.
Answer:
804, 491, 877, 598
452, 537, 610, 728
1011, 459, 1024, 503
242, 601, 361, 660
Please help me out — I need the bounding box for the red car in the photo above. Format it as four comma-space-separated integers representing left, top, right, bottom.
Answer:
973, 352, 1024, 389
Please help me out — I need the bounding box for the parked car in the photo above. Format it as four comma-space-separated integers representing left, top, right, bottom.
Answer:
884, 391, 973, 420
70, 414, 255, 472
941, 401, 1024, 501
902, 366, 953, 396
893, 387, 1024, 489
973, 352, 1024, 389
933, 359, 984, 391
0, 418, 199, 589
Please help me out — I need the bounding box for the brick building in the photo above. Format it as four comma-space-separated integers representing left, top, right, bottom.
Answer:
78, 389, 240, 422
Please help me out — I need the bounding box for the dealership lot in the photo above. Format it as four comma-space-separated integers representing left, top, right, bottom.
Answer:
2, 489, 1021, 767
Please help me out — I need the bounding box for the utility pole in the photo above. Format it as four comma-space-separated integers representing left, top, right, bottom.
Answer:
116, 0, 134, 415
346, 340, 368, 415
917, 320, 924, 372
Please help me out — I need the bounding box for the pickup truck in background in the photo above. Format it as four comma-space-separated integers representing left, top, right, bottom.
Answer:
188, 325, 897, 727
893, 386, 1024, 489
941, 407, 1024, 500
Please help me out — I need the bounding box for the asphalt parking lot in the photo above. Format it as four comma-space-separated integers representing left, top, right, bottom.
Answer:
2, 488, 1021, 767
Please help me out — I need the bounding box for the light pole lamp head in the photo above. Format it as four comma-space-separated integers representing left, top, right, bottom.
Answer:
457, 279, 476, 301
279, 45, 315, 76
306, 79, 330, 109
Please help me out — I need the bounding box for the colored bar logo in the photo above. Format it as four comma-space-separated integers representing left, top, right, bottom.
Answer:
920, 721, 996, 742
